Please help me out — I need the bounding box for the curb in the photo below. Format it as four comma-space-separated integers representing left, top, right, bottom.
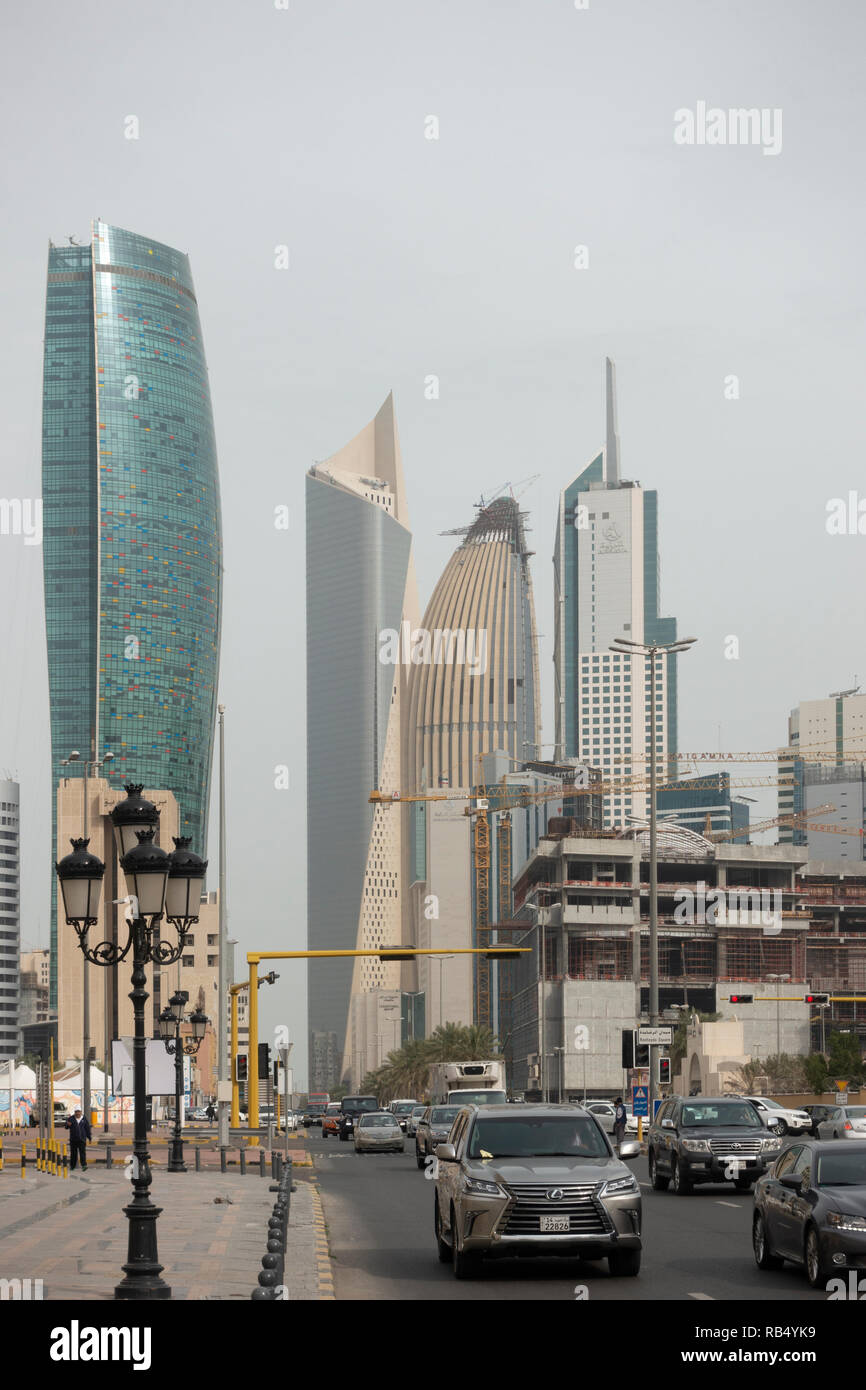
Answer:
310, 1183, 335, 1301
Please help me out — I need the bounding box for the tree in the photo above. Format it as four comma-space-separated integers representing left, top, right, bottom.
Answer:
803, 1052, 829, 1095
828, 1031, 865, 1085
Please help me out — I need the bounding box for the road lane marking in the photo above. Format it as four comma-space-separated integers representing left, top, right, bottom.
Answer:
689, 1292, 715, 1300
716, 1200, 740, 1208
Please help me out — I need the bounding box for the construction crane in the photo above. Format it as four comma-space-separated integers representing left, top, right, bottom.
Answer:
710, 804, 835, 843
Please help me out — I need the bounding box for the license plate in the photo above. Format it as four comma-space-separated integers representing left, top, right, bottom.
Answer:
540, 1215, 571, 1233
722, 1155, 755, 1166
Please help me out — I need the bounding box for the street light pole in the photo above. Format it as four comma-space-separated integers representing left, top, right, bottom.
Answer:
610, 635, 696, 1125
217, 705, 228, 1153
158, 991, 208, 1173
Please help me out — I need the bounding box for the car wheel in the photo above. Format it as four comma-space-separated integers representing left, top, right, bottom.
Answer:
451, 1205, 482, 1280
805, 1227, 827, 1288
416, 1146, 426, 1170
775, 1119, 788, 1136
753, 1213, 783, 1270
648, 1150, 669, 1191
434, 1195, 451, 1263
608, 1248, 641, 1277
671, 1158, 691, 1195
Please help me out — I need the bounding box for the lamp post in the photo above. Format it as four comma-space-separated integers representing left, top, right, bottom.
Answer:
157, 991, 208, 1173
767, 973, 790, 1059
55, 784, 207, 1301
60, 747, 115, 1127
610, 635, 697, 1125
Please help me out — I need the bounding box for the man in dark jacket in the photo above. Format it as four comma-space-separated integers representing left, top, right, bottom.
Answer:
66, 1109, 92, 1170
613, 1097, 627, 1150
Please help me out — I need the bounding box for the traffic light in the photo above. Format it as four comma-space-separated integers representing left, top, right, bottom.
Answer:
235, 1054, 248, 1083
729, 994, 754, 1004
273, 1058, 280, 1089
805, 993, 830, 1005
258, 1042, 271, 1080
621, 1030, 650, 1068
658, 1056, 672, 1086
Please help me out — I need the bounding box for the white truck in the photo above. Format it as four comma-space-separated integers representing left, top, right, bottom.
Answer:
427, 1060, 506, 1107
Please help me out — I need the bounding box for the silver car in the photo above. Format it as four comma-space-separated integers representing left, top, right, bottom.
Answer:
355, 1112, 405, 1154
434, 1104, 642, 1279
816, 1106, 866, 1141
416, 1104, 463, 1169
406, 1104, 427, 1138
585, 1101, 616, 1135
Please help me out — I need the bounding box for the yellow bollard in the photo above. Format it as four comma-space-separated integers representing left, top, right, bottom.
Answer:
51, 1140, 56, 1177
62, 1143, 69, 1179
21, 1141, 26, 1178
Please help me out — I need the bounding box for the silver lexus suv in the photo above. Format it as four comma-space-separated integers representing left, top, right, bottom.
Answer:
433, 1104, 642, 1279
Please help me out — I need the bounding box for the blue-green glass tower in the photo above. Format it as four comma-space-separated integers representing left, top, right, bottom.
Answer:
42, 221, 222, 1007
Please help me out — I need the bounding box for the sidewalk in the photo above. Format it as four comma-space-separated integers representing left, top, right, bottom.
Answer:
0, 1162, 327, 1300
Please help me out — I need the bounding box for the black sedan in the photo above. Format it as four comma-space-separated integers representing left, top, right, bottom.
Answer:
752, 1140, 866, 1287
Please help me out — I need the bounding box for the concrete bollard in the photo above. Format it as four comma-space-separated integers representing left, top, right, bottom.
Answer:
239, 1148, 246, 1176
195, 1145, 201, 1172
259, 1149, 266, 1178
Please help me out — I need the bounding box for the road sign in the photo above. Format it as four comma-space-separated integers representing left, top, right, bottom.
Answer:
638, 1026, 673, 1046
632, 1085, 649, 1118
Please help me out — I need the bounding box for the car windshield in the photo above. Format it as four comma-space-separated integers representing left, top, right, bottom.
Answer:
412, 1106, 426, 1116
361, 1115, 398, 1128
755, 1098, 782, 1109
393, 1103, 415, 1114
343, 1097, 378, 1114
450, 1090, 506, 1107
843, 1108, 866, 1119
467, 1116, 609, 1159
681, 1103, 760, 1127
430, 1107, 460, 1124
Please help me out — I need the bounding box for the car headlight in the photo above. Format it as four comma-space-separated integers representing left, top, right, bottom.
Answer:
681, 1139, 710, 1153
761, 1138, 782, 1152
599, 1174, 639, 1197
463, 1176, 504, 1197
826, 1212, 866, 1232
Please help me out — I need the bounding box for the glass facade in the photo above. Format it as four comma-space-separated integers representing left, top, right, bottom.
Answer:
42, 221, 222, 1007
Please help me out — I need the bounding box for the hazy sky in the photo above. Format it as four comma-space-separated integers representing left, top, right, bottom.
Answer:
1, 1, 864, 1085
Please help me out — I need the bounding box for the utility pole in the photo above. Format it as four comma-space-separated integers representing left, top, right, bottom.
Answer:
217, 705, 229, 1151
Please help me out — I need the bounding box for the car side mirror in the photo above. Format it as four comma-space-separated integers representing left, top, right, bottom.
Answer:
661, 1118, 675, 1130
435, 1143, 456, 1162
778, 1173, 801, 1189
618, 1140, 640, 1159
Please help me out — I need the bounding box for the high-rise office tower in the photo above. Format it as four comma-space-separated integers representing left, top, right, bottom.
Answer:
41, 221, 222, 1009
553, 359, 679, 826
405, 495, 541, 1030
306, 395, 418, 1087
779, 688, 866, 848
0, 780, 20, 1060
408, 495, 541, 789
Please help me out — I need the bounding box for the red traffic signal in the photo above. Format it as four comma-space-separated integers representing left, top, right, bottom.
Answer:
235, 1054, 248, 1083
729, 994, 754, 1004
658, 1056, 672, 1085
805, 993, 830, 1005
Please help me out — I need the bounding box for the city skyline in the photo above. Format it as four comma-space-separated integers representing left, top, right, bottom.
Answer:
1, 2, 864, 1089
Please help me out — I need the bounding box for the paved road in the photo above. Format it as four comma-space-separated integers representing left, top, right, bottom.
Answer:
308, 1131, 828, 1301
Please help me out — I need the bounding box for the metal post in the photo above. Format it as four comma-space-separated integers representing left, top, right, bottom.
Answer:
81, 762, 92, 1127
540, 916, 546, 1103
114, 917, 170, 1300
230, 988, 240, 1127
648, 648, 659, 1125
777, 980, 781, 1059
217, 705, 229, 1152
167, 1023, 186, 1172
248, 958, 259, 1137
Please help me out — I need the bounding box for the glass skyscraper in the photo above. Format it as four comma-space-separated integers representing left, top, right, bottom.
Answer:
42, 221, 222, 1006
553, 358, 679, 826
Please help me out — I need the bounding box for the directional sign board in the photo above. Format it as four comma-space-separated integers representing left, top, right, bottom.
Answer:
632, 1085, 649, 1118
638, 1026, 673, 1046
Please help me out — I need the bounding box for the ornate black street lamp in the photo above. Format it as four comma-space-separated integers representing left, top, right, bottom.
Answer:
158, 991, 208, 1173
55, 785, 207, 1302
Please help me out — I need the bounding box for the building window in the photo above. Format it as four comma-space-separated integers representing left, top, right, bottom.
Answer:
182, 955, 194, 968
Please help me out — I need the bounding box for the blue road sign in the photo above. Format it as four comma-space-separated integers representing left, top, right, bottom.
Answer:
632, 1085, 649, 1118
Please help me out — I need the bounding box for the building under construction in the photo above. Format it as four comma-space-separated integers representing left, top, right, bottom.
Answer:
502, 820, 866, 1096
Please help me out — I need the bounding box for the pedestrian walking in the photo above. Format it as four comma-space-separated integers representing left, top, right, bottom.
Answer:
66, 1108, 92, 1170
206, 1102, 216, 1123
613, 1096, 627, 1151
